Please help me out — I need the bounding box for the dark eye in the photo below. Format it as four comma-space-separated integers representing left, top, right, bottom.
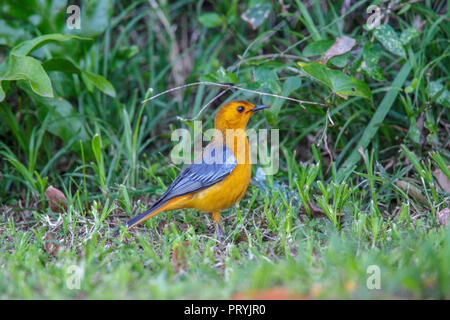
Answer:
236, 106, 245, 113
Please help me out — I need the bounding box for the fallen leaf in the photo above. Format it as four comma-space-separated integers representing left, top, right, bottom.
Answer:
304, 201, 344, 219
307, 201, 325, 216
395, 180, 428, 203
171, 241, 189, 273
321, 36, 356, 64
433, 167, 450, 193
436, 208, 450, 227
43, 231, 59, 256
45, 185, 67, 212
231, 287, 307, 300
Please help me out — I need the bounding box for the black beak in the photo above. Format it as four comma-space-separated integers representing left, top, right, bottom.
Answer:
251, 105, 269, 112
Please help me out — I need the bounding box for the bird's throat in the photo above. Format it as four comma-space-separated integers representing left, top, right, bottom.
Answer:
214, 128, 250, 164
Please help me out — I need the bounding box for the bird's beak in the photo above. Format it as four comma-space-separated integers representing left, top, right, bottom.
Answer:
251, 105, 269, 112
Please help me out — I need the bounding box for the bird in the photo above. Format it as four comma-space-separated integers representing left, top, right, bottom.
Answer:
121, 100, 268, 238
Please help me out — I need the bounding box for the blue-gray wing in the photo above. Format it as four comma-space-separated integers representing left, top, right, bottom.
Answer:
148, 144, 237, 211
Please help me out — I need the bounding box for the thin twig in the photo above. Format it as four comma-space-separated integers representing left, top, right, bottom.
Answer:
392, 0, 423, 11
141, 81, 326, 107
241, 53, 304, 62
176, 89, 230, 121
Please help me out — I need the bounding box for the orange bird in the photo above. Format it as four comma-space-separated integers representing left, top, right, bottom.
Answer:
123, 100, 268, 237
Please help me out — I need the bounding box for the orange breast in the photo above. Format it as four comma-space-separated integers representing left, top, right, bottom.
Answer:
188, 136, 252, 213
189, 162, 251, 212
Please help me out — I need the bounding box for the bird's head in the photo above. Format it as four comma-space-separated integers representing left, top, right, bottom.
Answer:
214, 100, 268, 131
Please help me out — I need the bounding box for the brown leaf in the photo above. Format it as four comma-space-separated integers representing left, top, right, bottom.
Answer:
433, 167, 450, 193
231, 287, 307, 300
304, 201, 344, 219
307, 201, 325, 216
437, 208, 450, 227
395, 180, 428, 203
322, 36, 356, 64
171, 241, 189, 272
43, 231, 59, 256
235, 230, 248, 244
45, 185, 67, 212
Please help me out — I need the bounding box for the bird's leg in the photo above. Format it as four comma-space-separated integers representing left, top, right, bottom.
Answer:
212, 211, 225, 239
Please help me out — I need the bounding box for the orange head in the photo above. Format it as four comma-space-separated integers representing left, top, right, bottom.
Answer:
214, 100, 268, 131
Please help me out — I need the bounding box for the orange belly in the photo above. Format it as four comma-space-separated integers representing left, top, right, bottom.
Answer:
188, 162, 251, 212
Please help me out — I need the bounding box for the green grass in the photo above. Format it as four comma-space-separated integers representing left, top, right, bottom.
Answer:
0, 0, 449, 299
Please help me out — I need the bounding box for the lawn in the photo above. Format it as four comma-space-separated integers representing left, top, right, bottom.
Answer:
0, 0, 449, 299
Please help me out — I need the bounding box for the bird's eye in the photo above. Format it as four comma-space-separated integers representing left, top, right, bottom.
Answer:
236, 106, 245, 113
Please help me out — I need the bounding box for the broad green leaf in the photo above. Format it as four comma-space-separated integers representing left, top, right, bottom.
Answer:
200, 67, 237, 83
303, 40, 334, 57
400, 27, 420, 45
33, 95, 89, 143
373, 24, 406, 58
69, 0, 113, 37
254, 67, 281, 94
253, 67, 282, 125
361, 42, 385, 81
0, 33, 91, 101
81, 71, 116, 97
298, 62, 372, 99
42, 58, 81, 74
330, 53, 350, 68
199, 13, 223, 28
427, 81, 450, 108
41, 57, 116, 97
282, 76, 302, 96
266, 76, 302, 125
241, 3, 271, 29
11, 33, 90, 56
43, 58, 116, 97
0, 55, 53, 101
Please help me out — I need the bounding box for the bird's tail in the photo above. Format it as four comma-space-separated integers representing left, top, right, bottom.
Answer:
126, 201, 171, 229
112, 196, 188, 237
126, 194, 190, 230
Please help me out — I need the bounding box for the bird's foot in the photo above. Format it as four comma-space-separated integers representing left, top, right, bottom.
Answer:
214, 222, 225, 241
